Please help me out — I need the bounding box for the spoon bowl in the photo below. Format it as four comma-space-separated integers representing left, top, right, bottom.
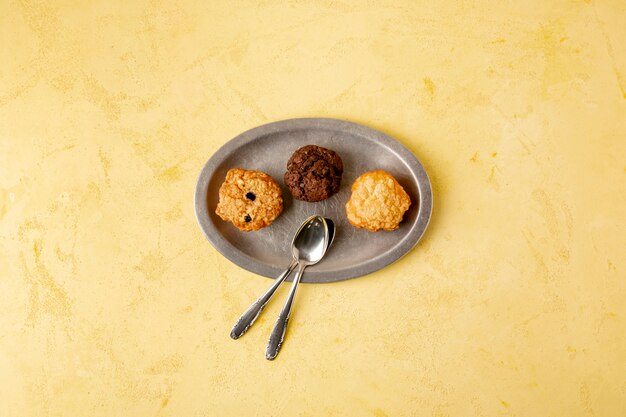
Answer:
325, 218, 335, 249
292, 216, 328, 264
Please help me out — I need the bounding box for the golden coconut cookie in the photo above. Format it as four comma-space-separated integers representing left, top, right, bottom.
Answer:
215, 168, 283, 231
345, 170, 411, 232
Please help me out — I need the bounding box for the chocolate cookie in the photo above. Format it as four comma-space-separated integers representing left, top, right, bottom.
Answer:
215, 168, 283, 231
345, 170, 411, 232
284, 145, 343, 202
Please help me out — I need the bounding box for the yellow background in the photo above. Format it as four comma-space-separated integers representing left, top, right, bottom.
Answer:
1, 1, 625, 416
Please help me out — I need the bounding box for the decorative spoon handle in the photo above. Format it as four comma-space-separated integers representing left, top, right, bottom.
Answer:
230, 260, 297, 339
266, 262, 306, 360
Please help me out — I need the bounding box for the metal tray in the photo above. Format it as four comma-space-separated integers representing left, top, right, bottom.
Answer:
194, 118, 432, 283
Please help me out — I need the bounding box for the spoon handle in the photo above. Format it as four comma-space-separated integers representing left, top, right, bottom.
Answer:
266, 262, 306, 360
230, 260, 297, 340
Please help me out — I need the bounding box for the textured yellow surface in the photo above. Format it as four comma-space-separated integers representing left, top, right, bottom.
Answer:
1, 1, 625, 416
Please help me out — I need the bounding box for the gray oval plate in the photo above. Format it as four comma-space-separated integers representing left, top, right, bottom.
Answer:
194, 118, 432, 283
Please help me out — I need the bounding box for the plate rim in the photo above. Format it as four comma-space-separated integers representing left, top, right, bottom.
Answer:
194, 117, 433, 283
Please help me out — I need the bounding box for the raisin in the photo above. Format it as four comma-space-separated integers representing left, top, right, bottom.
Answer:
245, 192, 256, 201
